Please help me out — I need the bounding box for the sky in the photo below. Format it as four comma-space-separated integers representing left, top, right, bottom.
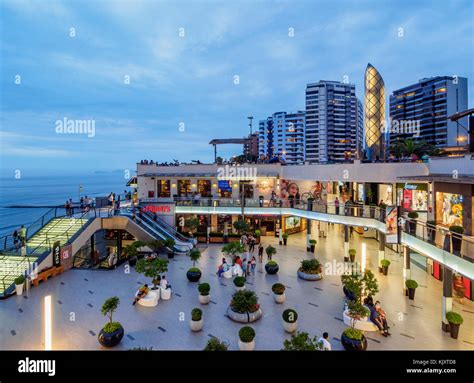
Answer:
0, 0, 472, 177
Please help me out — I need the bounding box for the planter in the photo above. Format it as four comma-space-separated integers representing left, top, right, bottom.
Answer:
283, 320, 298, 333
382, 266, 389, 276
343, 286, 357, 301
167, 251, 175, 259
235, 285, 246, 292
273, 292, 285, 304
310, 245, 315, 253
283, 238, 287, 246
297, 270, 322, 281
265, 263, 279, 275
452, 237, 462, 252
199, 294, 210, 304
407, 287, 416, 300
341, 332, 367, 351
448, 323, 460, 339
349, 253, 356, 263
186, 270, 202, 282
408, 221, 417, 235
227, 307, 262, 323
98, 326, 124, 348
15, 283, 24, 296
197, 236, 207, 243
128, 257, 137, 267
189, 319, 204, 332
209, 236, 223, 243
238, 339, 255, 351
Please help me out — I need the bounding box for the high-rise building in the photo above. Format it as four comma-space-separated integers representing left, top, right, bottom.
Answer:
243, 132, 259, 158
364, 64, 386, 159
258, 111, 305, 164
305, 80, 363, 163
389, 76, 468, 148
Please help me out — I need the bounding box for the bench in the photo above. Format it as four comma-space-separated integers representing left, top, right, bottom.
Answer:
136, 290, 159, 307
31, 265, 65, 287
343, 309, 379, 332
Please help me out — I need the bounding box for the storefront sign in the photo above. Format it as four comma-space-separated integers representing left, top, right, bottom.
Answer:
385, 206, 398, 244
61, 244, 72, 261
142, 204, 174, 215
52, 241, 61, 266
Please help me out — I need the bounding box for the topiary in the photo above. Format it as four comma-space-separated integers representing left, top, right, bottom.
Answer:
203, 337, 228, 351
282, 332, 322, 351
446, 311, 463, 325
191, 308, 202, 321
233, 276, 246, 287
309, 239, 317, 245
299, 259, 321, 274
239, 326, 256, 342
187, 267, 201, 273
103, 322, 123, 334
348, 249, 356, 256
343, 327, 364, 341
282, 308, 298, 323
265, 245, 277, 257
282, 233, 289, 239
271, 283, 285, 295
198, 283, 210, 295
408, 211, 419, 219
266, 260, 278, 267
14, 275, 25, 285
230, 290, 259, 313
449, 225, 464, 235
405, 279, 418, 289
380, 259, 391, 267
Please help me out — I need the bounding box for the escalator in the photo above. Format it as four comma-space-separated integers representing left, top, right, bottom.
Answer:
117, 208, 192, 254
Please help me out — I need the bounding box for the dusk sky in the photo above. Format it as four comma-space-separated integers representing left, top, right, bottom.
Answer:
1, 0, 472, 176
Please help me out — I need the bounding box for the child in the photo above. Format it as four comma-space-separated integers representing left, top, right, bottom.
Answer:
250, 257, 256, 275
247, 261, 252, 276
242, 259, 248, 277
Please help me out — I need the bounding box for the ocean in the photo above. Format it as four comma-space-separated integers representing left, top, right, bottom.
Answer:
0, 173, 131, 237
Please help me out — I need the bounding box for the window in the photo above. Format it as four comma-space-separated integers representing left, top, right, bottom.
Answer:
177, 180, 191, 197
198, 180, 211, 197
157, 180, 170, 198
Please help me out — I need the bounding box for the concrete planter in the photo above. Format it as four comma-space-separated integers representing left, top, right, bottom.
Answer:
227, 307, 262, 323
297, 270, 322, 281
273, 292, 285, 303
189, 319, 204, 332
199, 294, 210, 305
15, 283, 24, 296
283, 320, 298, 333
235, 285, 246, 292
238, 339, 255, 351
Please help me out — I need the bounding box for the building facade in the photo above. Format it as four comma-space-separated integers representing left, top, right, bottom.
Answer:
305, 80, 363, 163
389, 76, 468, 148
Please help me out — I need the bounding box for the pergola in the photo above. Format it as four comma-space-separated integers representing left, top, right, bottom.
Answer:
209, 138, 251, 162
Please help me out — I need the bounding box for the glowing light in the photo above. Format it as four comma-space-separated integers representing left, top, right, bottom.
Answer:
44, 295, 52, 350
361, 243, 367, 272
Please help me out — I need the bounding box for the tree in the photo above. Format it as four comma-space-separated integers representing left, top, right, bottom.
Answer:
101, 297, 120, 325
341, 270, 379, 305
135, 258, 169, 289
185, 217, 200, 236
122, 240, 145, 259
233, 219, 250, 234
282, 332, 323, 351
265, 245, 277, 258
189, 248, 201, 268
222, 242, 245, 258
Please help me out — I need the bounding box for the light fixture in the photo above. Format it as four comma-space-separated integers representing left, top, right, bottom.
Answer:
212, 184, 217, 188
44, 295, 52, 350
361, 243, 366, 273
171, 184, 176, 188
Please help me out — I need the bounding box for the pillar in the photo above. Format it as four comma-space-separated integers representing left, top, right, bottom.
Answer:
117, 230, 122, 258
306, 218, 312, 251
441, 268, 453, 332
344, 225, 349, 262
278, 218, 283, 245
403, 245, 411, 293
378, 233, 385, 268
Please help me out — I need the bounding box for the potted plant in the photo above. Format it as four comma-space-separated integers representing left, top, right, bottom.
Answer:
233, 276, 246, 291
198, 282, 211, 304
282, 232, 289, 245
238, 326, 256, 351
265, 260, 279, 275
233, 219, 250, 234
184, 217, 199, 237
405, 279, 418, 300
14, 275, 25, 296
222, 241, 245, 261
282, 332, 323, 351
297, 259, 323, 281
282, 308, 298, 333
162, 238, 176, 259
446, 311, 463, 339
348, 249, 356, 263
187, 248, 202, 282
254, 230, 261, 243
271, 283, 286, 303
449, 225, 464, 252
227, 290, 262, 323
203, 337, 228, 351
98, 297, 124, 348
189, 308, 203, 332
341, 327, 367, 351
407, 211, 418, 234
135, 258, 169, 290
123, 240, 145, 266
341, 270, 379, 303
309, 239, 317, 253
380, 259, 391, 276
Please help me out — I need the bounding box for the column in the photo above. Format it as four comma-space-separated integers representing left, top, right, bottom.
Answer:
403, 245, 411, 293
378, 233, 385, 269
441, 268, 453, 332
344, 225, 349, 262
278, 218, 283, 245
306, 218, 312, 252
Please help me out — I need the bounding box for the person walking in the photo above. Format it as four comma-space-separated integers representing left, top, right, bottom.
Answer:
258, 243, 264, 262
334, 197, 340, 215
13, 230, 19, 252
318, 332, 332, 350
19, 225, 27, 243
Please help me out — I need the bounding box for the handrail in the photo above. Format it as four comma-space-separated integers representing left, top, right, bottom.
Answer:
139, 208, 192, 243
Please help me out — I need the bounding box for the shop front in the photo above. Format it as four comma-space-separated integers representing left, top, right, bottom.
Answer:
396, 183, 428, 212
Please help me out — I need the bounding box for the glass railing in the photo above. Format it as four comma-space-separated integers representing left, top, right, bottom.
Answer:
138, 208, 194, 244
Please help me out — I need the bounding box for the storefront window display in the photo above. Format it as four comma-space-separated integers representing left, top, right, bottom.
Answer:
378, 184, 393, 205
396, 183, 427, 211
198, 180, 211, 197
436, 192, 463, 227
218, 180, 232, 198
177, 180, 191, 197
157, 180, 171, 198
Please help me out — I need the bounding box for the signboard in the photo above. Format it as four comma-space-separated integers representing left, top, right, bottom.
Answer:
61, 244, 72, 261
53, 241, 61, 267
385, 206, 398, 244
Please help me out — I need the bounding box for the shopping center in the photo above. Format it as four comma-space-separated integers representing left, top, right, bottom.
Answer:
0, 155, 473, 351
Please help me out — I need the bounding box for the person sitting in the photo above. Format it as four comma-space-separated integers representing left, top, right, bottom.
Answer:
217, 259, 227, 278
365, 297, 389, 337
133, 284, 149, 305
375, 301, 391, 336
160, 275, 171, 291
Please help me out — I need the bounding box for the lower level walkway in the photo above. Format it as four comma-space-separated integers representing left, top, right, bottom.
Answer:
0, 226, 472, 350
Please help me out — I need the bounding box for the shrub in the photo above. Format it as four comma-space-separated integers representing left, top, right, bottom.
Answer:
341, 270, 379, 303
299, 259, 321, 274
449, 225, 464, 235
405, 279, 418, 289
239, 326, 256, 342
348, 300, 370, 319
408, 211, 419, 219
282, 309, 298, 323
233, 220, 250, 234
282, 332, 322, 351
348, 249, 356, 256
135, 258, 169, 283
265, 245, 277, 257
446, 311, 463, 325
191, 308, 202, 321
272, 283, 285, 295
230, 290, 259, 313
198, 283, 210, 295
103, 322, 123, 334
343, 327, 364, 341
222, 242, 245, 256
162, 238, 176, 249
203, 338, 228, 351
254, 230, 261, 237
266, 260, 278, 267
233, 276, 246, 287
187, 267, 201, 273
188, 248, 201, 267
282, 233, 289, 239
380, 259, 391, 267
14, 275, 25, 285
309, 239, 317, 245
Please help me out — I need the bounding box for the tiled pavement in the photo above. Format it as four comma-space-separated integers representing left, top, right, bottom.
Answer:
0, 226, 473, 351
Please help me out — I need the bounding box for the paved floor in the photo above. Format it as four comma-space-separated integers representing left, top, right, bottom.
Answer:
0, 226, 473, 350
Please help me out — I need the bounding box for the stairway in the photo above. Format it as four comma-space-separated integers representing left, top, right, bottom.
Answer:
0, 254, 38, 295
26, 217, 88, 250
